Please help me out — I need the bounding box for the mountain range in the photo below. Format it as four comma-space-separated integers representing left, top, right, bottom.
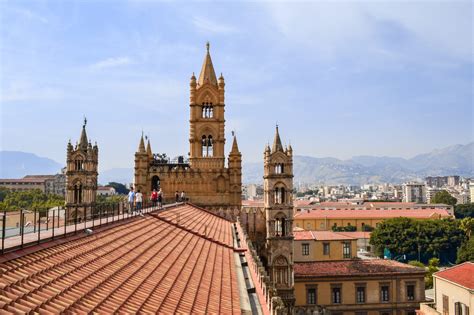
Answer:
1, 142, 473, 185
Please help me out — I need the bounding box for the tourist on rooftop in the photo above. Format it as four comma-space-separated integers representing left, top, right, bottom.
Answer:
158, 188, 163, 209
127, 187, 135, 213
181, 191, 186, 202
175, 191, 179, 203
151, 189, 158, 208
135, 190, 143, 215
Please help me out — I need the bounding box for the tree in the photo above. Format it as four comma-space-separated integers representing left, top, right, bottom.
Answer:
425, 258, 440, 289
456, 237, 474, 263
454, 203, 474, 219
431, 190, 457, 206
0, 189, 64, 211
0, 187, 9, 202
460, 217, 474, 239
107, 182, 129, 195
362, 224, 374, 232
408, 260, 425, 268
370, 217, 464, 263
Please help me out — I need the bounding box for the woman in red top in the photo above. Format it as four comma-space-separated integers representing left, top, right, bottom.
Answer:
151, 189, 158, 208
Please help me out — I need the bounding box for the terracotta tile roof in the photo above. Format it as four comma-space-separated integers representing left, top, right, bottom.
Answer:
295, 259, 425, 278
0, 204, 241, 314
336, 231, 372, 239
434, 262, 474, 290
294, 231, 356, 241
294, 209, 452, 220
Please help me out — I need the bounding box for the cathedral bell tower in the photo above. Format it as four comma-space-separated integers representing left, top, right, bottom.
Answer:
189, 42, 226, 169
66, 118, 98, 222
264, 126, 295, 311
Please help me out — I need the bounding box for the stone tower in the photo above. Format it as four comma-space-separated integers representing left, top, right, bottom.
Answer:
133, 43, 242, 209
66, 118, 98, 222
189, 42, 226, 170
264, 126, 295, 310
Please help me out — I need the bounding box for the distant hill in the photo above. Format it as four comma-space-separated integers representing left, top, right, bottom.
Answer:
99, 168, 134, 186
2, 142, 472, 185
244, 142, 474, 185
0, 151, 63, 178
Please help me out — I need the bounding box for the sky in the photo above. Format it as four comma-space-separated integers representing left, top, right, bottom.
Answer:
0, 0, 472, 171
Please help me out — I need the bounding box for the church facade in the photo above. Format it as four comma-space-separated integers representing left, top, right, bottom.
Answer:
133, 43, 242, 208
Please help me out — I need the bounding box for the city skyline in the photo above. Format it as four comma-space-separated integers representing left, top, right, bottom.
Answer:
1, 1, 472, 170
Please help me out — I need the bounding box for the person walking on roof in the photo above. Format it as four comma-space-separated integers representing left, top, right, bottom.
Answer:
127, 187, 135, 213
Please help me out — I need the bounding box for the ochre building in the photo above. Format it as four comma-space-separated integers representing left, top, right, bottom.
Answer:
134, 43, 242, 209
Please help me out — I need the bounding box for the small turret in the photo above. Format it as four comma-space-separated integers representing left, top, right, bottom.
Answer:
218, 73, 225, 90
138, 133, 146, 153
146, 138, 153, 159
78, 118, 88, 151
198, 42, 218, 87
272, 125, 283, 153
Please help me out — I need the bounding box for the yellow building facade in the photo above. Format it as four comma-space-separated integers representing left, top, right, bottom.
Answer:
294, 260, 426, 315
294, 209, 452, 232
294, 231, 358, 262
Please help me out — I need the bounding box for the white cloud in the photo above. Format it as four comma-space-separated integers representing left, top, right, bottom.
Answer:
192, 16, 237, 34
263, 1, 472, 61
89, 57, 133, 70
12, 7, 49, 24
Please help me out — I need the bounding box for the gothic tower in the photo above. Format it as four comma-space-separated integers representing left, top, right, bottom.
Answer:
66, 119, 98, 221
264, 126, 295, 310
228, 132, 242, 206
189, 42, 226, 170
134, 133, 148, 193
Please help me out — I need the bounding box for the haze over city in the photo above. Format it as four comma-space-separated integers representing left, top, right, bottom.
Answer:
1, 1, 472, 171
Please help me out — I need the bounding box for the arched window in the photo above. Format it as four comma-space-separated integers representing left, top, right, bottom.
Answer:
273, 256, 289, 286
74, 183, 83, 203
201, 135, 213, 157
151, 176, 160, 190
275, 163, 284, 174
75, 159, 84, 171
201, 102, 214, 118
274, 186, 286, 204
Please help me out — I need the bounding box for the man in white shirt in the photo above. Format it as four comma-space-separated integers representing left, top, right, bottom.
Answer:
135, 190, 143, 215
127, 188, 135, 213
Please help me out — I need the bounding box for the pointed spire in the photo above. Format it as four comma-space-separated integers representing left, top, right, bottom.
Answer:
230, 131, 240, 155
198, 42, 217, 86
272, 125, 283, 153
146, 137, 153, 158
78, 117, 88, 150
138, 132, 146, 153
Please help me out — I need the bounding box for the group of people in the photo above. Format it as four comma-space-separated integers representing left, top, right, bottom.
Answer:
127, 187, 186, 215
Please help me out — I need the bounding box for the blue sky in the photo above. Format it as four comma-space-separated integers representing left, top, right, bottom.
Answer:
0, 0, 472, 170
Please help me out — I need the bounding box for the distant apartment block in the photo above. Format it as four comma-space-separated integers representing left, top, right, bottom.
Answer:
403, 182, 426, 203
0, 170, 66, 196
96, 186, 116, 196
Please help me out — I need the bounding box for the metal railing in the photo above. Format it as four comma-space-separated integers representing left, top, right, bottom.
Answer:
0, 199, 167, 254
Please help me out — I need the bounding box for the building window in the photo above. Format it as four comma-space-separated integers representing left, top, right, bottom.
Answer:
356, 286, 365, 303
323, 243, 330, 255
307, 288, 316, 305
380, 285, 390, 302
406, 284, 415, 301
331, 286, 341, 304
274, 163, 284, 174
302, 243, 309, 256
442, 295, 449, 315
201, 135, 213, 157
343, 242, 351, 258
454, 302, 469, 315
201, 102, 213, 118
